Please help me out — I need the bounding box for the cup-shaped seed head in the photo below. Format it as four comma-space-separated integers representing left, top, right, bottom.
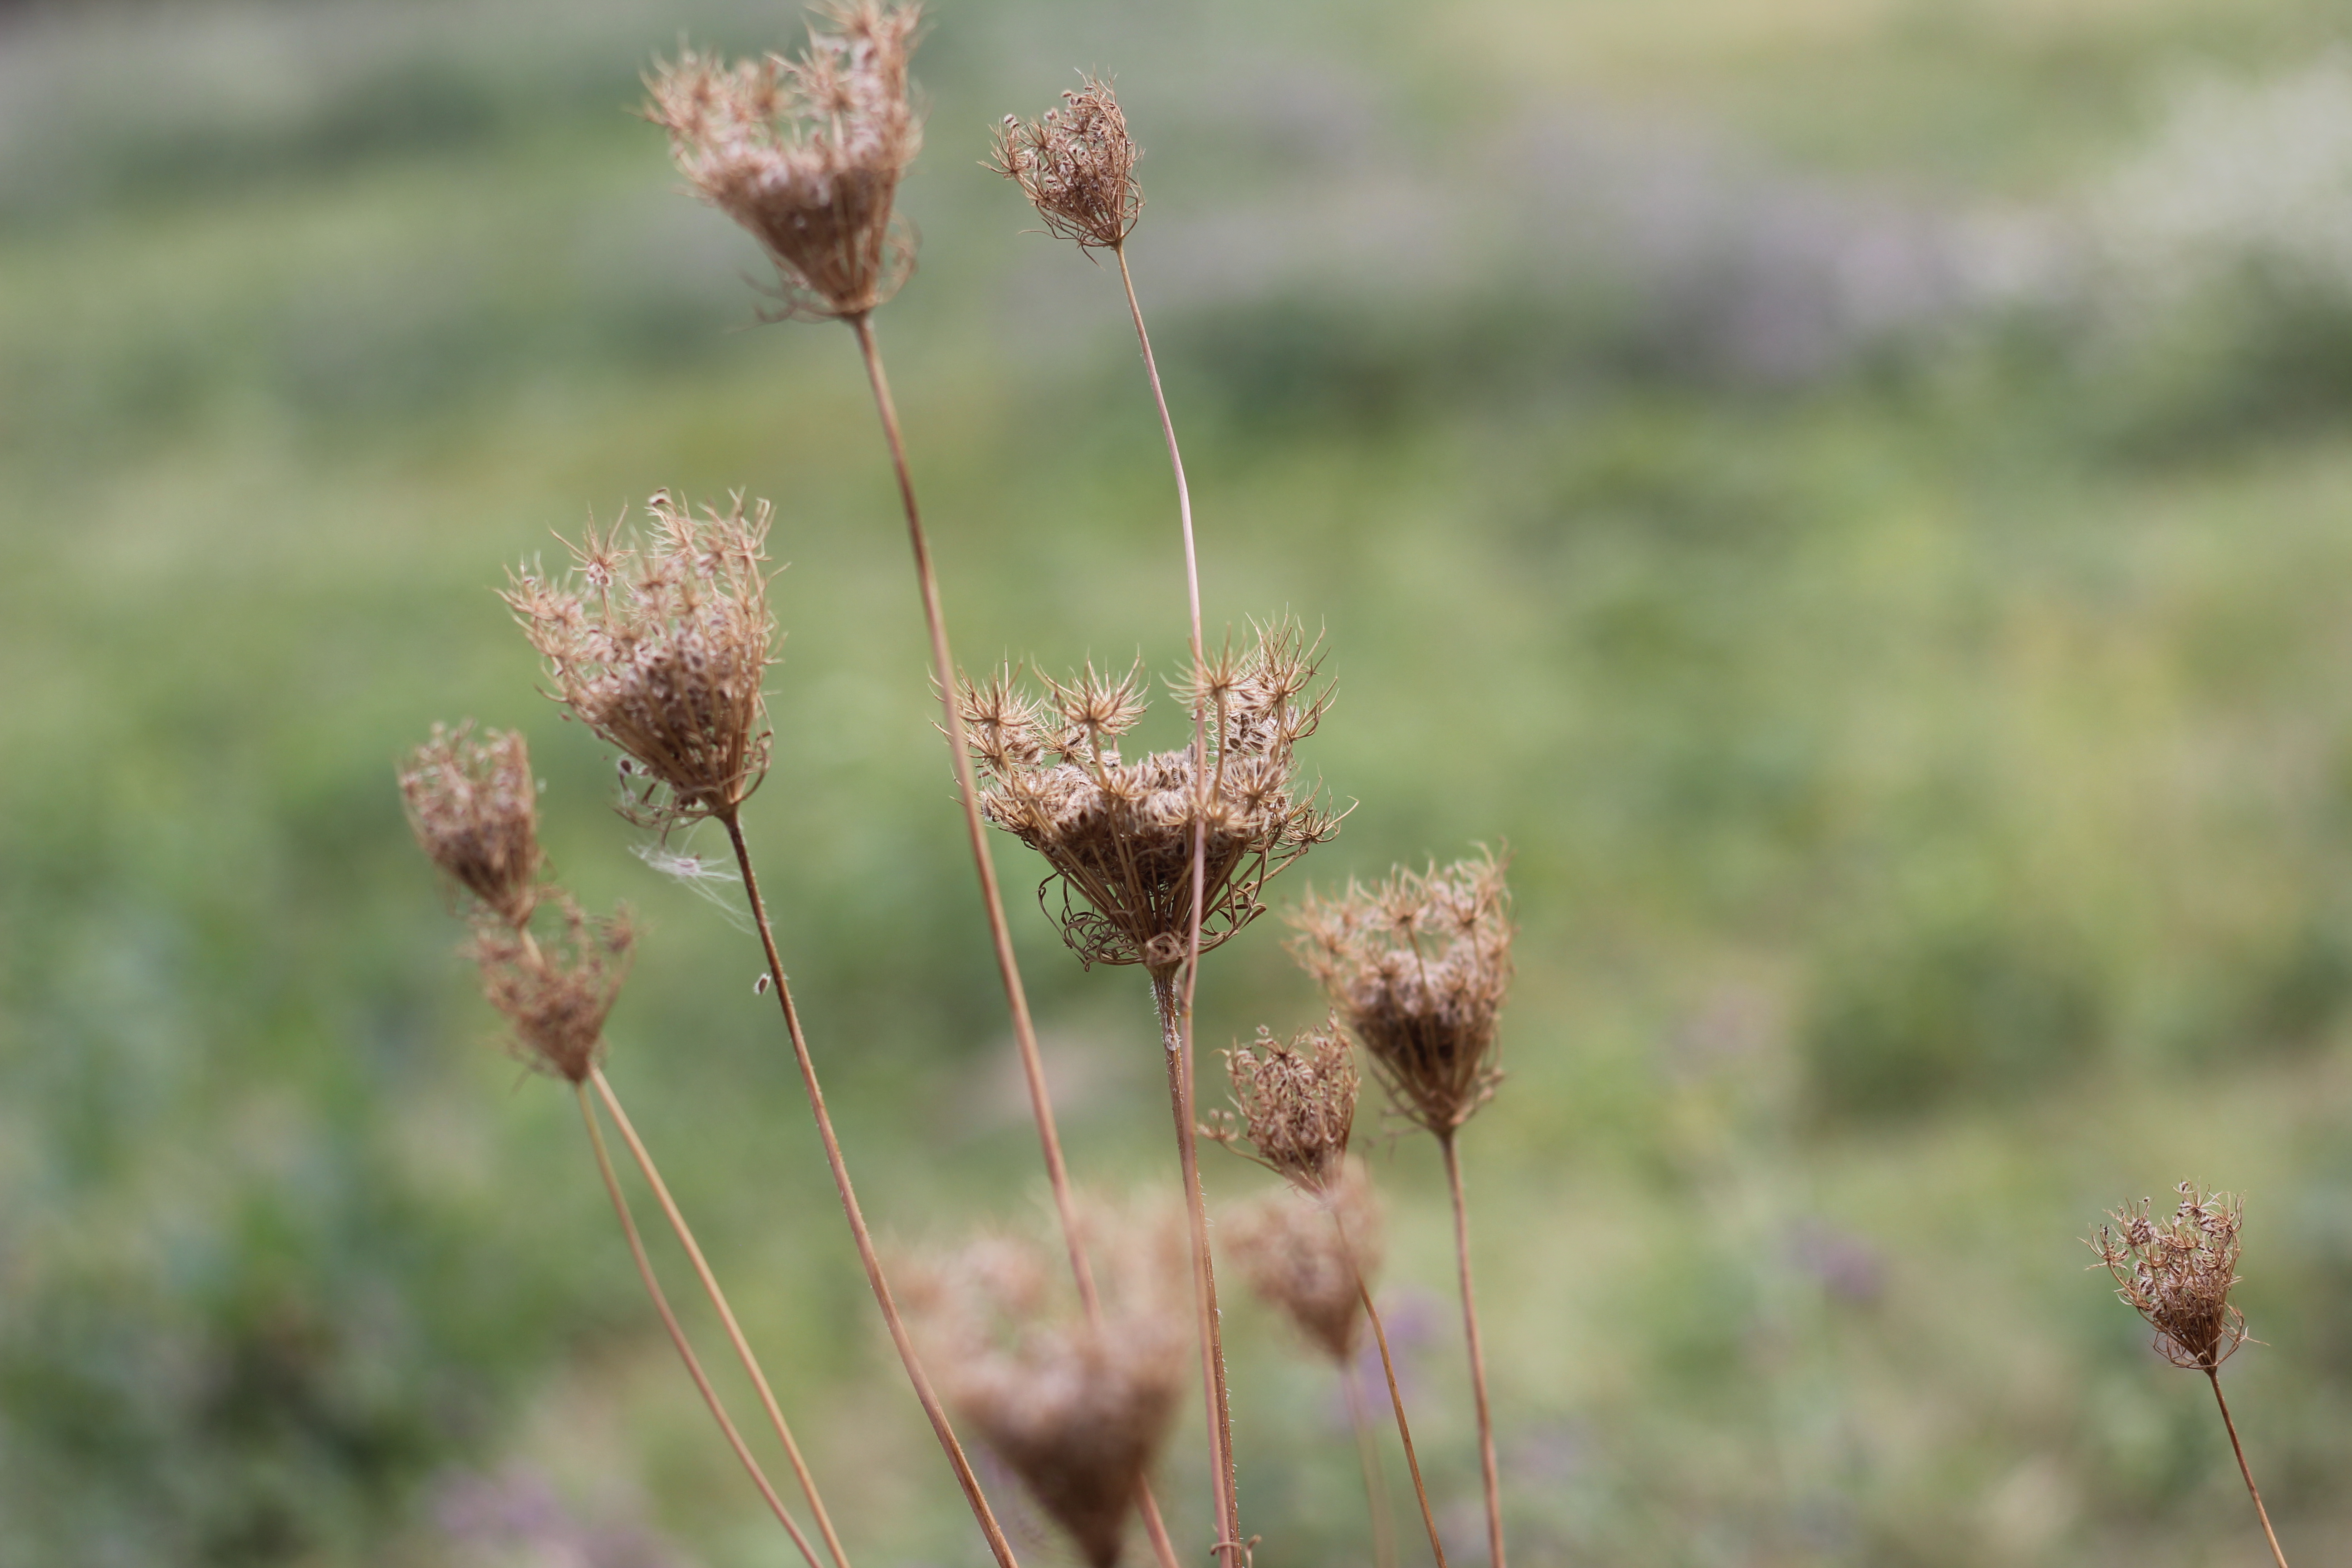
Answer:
399, 720, 543, 927
1206, 1020, 1359, 1196
645, 2, 922, 319
503, 492, 776, 828
468, 895, 635, 1085
1226, 1161, 1384, 1365
992, 75, 1141, 250
1289, 850, 1514, 1137
2090, 1181, 2249, 1370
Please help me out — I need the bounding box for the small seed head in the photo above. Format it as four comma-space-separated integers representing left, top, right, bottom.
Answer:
398, 721, 544, 927
467, 895, 635, 1084
1205, 1020, 1359, 1196
2089, 1182, 2250, 1370
990, 75, 1142, 250
1225, 1161, 1384, 1365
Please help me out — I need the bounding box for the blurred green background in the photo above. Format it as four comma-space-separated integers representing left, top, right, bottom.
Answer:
7, 0, 2352, 1562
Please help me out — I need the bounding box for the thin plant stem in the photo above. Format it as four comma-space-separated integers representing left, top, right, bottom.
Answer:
720, 810, 1020, 1568
1119, 237, 1243, 1568
574, 1082, 825, 1568
1344, 1366, 1400, 1568
1152, 973, 1242, 1568
2206, 1369, 2291, 1568
1439, 1134, 1505, 1568
1338, 1209, 1447, 1568
843, 310, 1181, 1568
591, 1068, 851, 1568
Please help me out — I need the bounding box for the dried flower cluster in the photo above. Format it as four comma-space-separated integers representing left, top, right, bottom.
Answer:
1225, 1163, 1384, 1365
644, 3, 922, 319
912, 1206, 1187, 1568
2091, 1182, 2250, 1369
991, 76, 1141, 250
1205, 1021, 1360, 1195
467, 896, 636, 1084
1290, 852, 1514, 1136
503, 492, 776, 828
959, 620, 1339, 977
398, 721, 544, 926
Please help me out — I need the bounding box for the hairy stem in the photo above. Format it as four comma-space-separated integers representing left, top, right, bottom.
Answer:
845, 309, 1180, 1568
1440, 1134, 1505, 1568
1344, 1365, 1400, 1568
1152, 973, 1243, 1567
591, 1069, 850, 1568
722, 811, 1019, 1568
1338, 1208, 1446, 1568
2206, 1369, 2291, 1568
575, 1082, 824, 1568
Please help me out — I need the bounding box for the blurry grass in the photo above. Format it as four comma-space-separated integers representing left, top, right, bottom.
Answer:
7, 0, 2352, 1563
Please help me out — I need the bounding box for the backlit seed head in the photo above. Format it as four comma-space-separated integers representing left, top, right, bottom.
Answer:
398, 721, 544, 927
991, 75, 1141, 250
1289, 850, 1514, 1137
645, 2, 923, 319
1204, 1020, 1359, 1196
2089, 1182, 2251, 1370
957, 618, 1341, 979
1225, 1161, 1383, 1365
502, 492, 776, 829
467, 895, 635, 1085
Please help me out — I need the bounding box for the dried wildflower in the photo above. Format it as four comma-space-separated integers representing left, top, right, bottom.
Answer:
911, 1205, 1187, 1568
399, 721, 544, 927
2091, 1182, 2251, 1369
1290, 851, 1514, 1137
468, 895, 635, 1084
991, 76, 1141, 250
1226, 1161, 1384, 1365
502, 492, 776, 829
1205, 1021, 1360, 1196
645, 3, 922, 319
958, 619, 1340, 979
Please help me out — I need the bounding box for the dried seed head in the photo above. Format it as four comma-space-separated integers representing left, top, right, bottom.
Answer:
467, 895, 635, 1084
1205, 1020, 1359, 1196
910, 1201, 1187, 1568
957, 618, 1341, 980
502, 492, 776, 829
991, 75, 1141, 250
1225, 1161, 1383, 1365
1289, 850, 1514, 1137
645, 3, 922, 319
2089, 1182, 2250, 1370
399, 721, 544, 927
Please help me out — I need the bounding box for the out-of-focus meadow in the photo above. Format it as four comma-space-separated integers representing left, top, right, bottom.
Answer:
7, 0, 2352, 1562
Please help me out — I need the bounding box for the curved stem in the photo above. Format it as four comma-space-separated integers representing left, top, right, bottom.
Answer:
1337, 1209, 1446, 1568
1153, 974, 1242, 1567
574, 1082, 824, 1568
1344, 1366, 1400, 1568
721, 812, 1020, 1568
1440, 1135, 1505, 1568
2207, 1369, 2291, 1568
591, 1069, 851, 1568
845, 309, 1180, 1568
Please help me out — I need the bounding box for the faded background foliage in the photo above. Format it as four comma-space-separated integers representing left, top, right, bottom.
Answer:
6, 0, 2352, 1563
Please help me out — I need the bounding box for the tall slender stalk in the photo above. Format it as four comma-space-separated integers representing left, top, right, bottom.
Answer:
842, 311, 1181, 1568
575, 1083, 826, 1568
590, 1069, 850, 1568
1338, 1209, 1447, 1568
1344, 1371, 1401, 1568
1439, 1135, 1505, 1568
720, 810, 1020, 1568
1118, 240, 1245, 1568
2206, 1370, 2291, 1568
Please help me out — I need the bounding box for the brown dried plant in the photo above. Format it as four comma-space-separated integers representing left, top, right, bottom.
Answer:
2090, 1183, 2249, 1370
1290, 851, 1514, 1137
502, 491, 776, 829
1225, 1164, 1383, 1365
467, 894, 635, 1086
991, 76, 1141, 250
959, 620, 1340, 979
1205, 1021, 1359, 1196
399, 721, 544, 928
914, 1206, 1189, 1568
645, 2, 922, 320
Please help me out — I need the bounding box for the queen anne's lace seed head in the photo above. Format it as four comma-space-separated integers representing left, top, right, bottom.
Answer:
1290, 851, 1514, 1137
1225, 1161, 1383, 1365
399, 721, 544, 928
646, 2, 923, 319
957, 619, 1340, 981
991, 76, 1141, 250
1205, 1021, 1359, 1196
502, 493, 776, 829
467, 895, 635, 1085
2090, 1182, 2251, 1370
